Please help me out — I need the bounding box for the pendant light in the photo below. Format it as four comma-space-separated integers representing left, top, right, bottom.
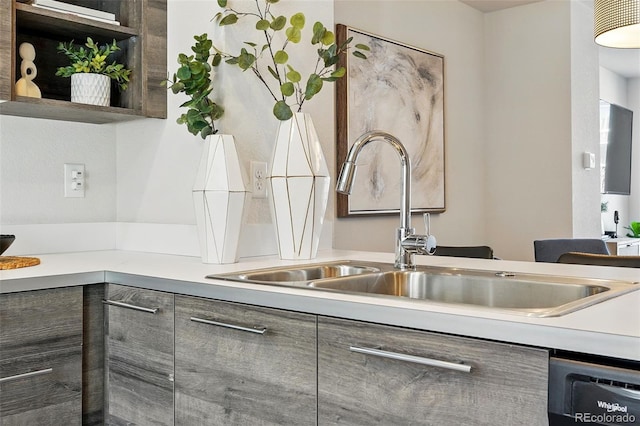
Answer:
594, 0, 640, 48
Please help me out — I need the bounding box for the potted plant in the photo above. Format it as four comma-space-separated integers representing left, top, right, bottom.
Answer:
165, 33, 224, 139
213, 0, 368, 260
56, 37, 131, 107
625, 221, 640, 238
165, 33, 248, 264
214, 0, 368, 121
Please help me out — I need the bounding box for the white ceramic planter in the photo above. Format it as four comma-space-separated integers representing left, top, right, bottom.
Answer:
192, 134, 249, 264
71, 73, 110, 106
268, 113, 330, 260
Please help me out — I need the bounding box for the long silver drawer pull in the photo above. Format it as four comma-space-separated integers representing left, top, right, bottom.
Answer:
0, 368, 53, 383
349, 346, 472, 373
190, 316, 267, 335
103, 299, 159, 314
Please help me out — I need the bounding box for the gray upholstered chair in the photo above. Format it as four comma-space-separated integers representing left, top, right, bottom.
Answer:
433, 245, 494, 259
557, 252, 640, 268
533, 238, 610, 263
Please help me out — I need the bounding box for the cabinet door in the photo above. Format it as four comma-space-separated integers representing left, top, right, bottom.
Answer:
104, 284, 174, 426
0, 346, 82, 425
175, 295, 317, 425
0, 286, 83, 360
318, 317, 549, 425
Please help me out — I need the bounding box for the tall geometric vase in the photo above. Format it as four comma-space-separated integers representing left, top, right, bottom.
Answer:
192, 134, 249, 264
268, 113, 330, 260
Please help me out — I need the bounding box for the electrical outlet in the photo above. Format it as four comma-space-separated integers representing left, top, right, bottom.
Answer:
251, 161, 268, 199
64, 163, 85, 198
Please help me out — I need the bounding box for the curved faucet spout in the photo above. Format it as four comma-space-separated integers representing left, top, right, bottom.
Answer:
336, 130, 412, 230
336, 130, 436, 269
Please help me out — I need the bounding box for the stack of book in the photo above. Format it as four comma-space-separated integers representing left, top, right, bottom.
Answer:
31, 0, 120, 25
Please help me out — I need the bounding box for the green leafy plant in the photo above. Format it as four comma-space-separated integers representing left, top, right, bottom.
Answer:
625, 221, 640, 238
214, 0, 369, 120
601, 201, 609, 213
56, 37, 131, 91
165, 34, 224, 139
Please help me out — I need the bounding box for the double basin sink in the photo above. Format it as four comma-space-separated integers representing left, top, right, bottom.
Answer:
208, 260, 639, 317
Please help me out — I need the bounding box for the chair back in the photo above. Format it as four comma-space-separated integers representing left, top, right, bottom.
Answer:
557, 252, 640, 268
533, 238, 609, 262
433, 245, 494, 259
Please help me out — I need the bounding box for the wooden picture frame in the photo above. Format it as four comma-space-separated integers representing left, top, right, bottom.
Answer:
336, 25, 446, 217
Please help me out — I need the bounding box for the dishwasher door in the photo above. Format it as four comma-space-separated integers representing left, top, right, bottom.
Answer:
549, 357, 640, 425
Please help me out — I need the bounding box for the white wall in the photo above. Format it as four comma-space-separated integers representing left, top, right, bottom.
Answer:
333, 0, 488, 254
629, 77, 640, 224
115, 0, 335, 256
0, 0, 612, 261
599, 67, 637, 232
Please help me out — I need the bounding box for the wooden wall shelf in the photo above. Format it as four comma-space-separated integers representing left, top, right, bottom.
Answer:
0, 0, 166, 124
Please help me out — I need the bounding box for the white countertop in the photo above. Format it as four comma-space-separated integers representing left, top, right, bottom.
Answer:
1, 249, 639, 361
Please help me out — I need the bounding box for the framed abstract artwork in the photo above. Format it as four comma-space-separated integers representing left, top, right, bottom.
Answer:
336, 25, 446, 217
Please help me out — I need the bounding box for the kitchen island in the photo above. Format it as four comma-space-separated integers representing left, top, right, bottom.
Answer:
1, 249, 638, 361
2, 248, 639, 425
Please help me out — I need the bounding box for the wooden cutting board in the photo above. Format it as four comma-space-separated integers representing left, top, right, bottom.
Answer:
0, 256, 40, 270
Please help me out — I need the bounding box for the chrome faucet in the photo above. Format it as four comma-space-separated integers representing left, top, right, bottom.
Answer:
336, 130, 437, 269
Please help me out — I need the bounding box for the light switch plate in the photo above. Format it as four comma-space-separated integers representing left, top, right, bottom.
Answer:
64, 163, 85, 198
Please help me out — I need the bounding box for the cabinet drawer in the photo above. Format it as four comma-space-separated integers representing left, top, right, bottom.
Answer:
618, 243, 639, 256
104, 284, 174, 426
175, 295, 317, 425
318, 317, 549, 425
0, 346, 82, 425
0, 287, 83, 360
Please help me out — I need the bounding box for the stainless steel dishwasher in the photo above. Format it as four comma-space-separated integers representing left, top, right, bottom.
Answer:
549, 355, 640, 425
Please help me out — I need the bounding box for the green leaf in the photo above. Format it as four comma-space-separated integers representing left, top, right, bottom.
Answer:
219, 14, 238, 26
274, 50, 289, 64
256, 19, 270, 31
331, 67, 346, 78
244, 42, 257, 48
225, 57, 239, 65
211, 53, 222, 67
285, 27, 301, 43
271, 15, 287, 31
238, 50, 256, 70
321, 31, 335, 45
311, 23, 325, 45
280, 82, 294, 96
273, 100, 293, 120
353, 51, 367, 60
267, 66, 279, 81
286, 67, 301, 83
176, 65, 191, 80
355, 43, 370, 51
217, 0, 227, 8
290, 13, 305, 29
304, 73, 323, 100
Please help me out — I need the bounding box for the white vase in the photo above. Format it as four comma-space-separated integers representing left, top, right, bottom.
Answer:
192, 134, 249, 264
71, 73, 110, 106
268, 113, 330, 260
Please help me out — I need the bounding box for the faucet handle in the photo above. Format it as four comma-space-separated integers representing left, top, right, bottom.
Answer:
423, 213, 437, 255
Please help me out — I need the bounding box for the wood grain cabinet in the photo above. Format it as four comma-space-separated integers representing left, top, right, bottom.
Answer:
174, 295, 317, 425
0, 286, 83, 425
104, 284, 174, 425
0, 0, 166, 123
317, 316, 549, 426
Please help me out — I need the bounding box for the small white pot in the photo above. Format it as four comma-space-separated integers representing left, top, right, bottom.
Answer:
71, 73, 110, 106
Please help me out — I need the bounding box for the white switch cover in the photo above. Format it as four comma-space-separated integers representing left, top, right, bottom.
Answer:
64, 163, 85, 198
251, 161, 268, 199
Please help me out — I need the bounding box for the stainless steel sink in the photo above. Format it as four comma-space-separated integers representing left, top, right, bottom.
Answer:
214, 261, 381, 284
208, 261, 639, 317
